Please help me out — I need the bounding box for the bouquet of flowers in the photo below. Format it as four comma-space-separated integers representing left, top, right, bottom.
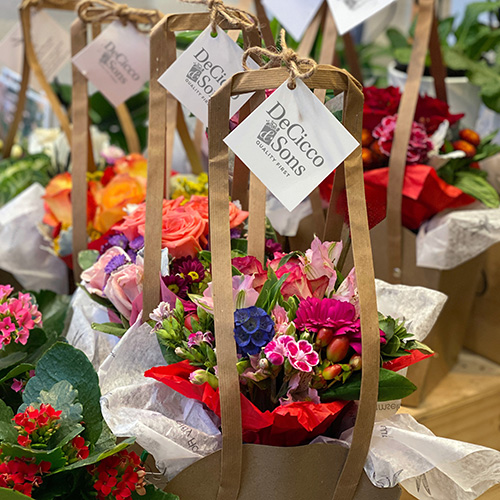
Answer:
40, 152, 147, 267
0, 340, 178, 499
79, 192, 252, 335
145, 237, 432, 446
321, 86, 500, 230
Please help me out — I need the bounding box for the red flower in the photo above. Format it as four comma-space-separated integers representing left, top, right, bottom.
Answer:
363, 86, 401, 131
415, 94, 464, 134
0, 457, 50, 497
88, 450, 146, 499
232, 256, 268, 292
13, 404, 62, 448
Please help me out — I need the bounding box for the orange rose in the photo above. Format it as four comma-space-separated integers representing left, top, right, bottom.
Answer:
93, 174, 146, 234
43, 173, 72, 227
113, 153, 148, 179
138, 205, 206, 258
114, 197, 184, 242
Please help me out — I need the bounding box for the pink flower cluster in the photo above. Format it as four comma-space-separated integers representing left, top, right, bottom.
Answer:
264, 335, 319, 373
0, 285, 42, 349
373, 114, 434, 164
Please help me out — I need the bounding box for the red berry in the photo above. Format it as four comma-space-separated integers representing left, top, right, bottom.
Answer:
349, 355, 362, 371
326, 337, 350, 362
459, 129, 480, 147
470, 161, 480, 169
452, 140, 477, 158
316, 327, 335, 347
362, 128, 374, 147
323, 364, 342, 380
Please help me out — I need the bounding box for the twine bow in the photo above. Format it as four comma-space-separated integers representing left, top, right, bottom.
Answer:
243, 29, 317, 89
180, 0, 257, 33
77, 0, 162, 31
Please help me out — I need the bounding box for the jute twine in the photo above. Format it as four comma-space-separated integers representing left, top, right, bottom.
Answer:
77, 0, 162, 31
243, 29, 317, 88
180, 0, 258, 33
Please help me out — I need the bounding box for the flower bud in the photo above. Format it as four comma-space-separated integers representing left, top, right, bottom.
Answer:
189, 370, 219, 389
258, 358, 270, 371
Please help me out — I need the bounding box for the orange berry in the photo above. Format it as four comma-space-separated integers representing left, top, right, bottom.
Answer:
362, 147, 376, 168
470, 161, 480, 169
459, 129, 480, 147
362, 129, 374, 147
453, 140, 477, 158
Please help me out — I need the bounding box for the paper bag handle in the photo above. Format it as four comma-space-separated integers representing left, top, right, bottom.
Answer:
4, 0, 76, 158
143, 12, 261, 317
209, 66, 378, 500
386, 0, 447, 283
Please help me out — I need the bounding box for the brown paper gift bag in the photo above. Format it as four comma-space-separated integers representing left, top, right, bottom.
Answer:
369, 0, 485, 406
143, 8, 261, 316
139, 28, 400, 492
70, 0, 162, 280
3, 0, 77, 158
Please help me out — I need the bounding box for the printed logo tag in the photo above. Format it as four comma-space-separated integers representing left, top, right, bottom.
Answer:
224, 79, 359, 212
158, 26, 259, 126
0, 11, 70, 89
72, 22, 149, 107
262, 0, 324, 41
327, 0, 397, 35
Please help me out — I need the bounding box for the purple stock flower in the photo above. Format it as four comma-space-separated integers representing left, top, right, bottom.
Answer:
108, 233, 129, 249
129, 235, 144, 251
230, 228, 242, 239
104, 254, 129, 274
265, 238, 282, 256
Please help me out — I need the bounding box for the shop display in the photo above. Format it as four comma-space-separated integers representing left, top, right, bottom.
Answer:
0, 0, 499, 499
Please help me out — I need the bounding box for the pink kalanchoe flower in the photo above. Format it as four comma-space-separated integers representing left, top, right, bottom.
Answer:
0, 317, 15, 335
264, 334, 295, 365
286, 340, 319, 373
0, 285, 13, 301
11, 378, 24, 393
16, 328, 30, 345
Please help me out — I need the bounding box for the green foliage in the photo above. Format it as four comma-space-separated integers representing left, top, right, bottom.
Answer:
132, 485, 180, 500
23, 343, 102, 446
0, 487, 33, 499
78, 250, 99, 271
254, 267, 289, 314
321, 368, 417, 402
0, 154, 54, 207
91, 322, 128, 337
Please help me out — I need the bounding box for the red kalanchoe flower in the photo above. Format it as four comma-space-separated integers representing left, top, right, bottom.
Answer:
0, 457, 50, 496
13, 404, 62, 448
88, 450, 146, 499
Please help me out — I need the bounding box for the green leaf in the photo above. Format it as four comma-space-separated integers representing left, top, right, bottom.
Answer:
30, 290, 71, 341
321, 368, 417, 402
0, 352, 27, 371
0, 442, 67, 468
230, 238, 248, 254
0, 488, 32, 499
158, 343, 183, 365
454, 170, 500, 208
0, 399, 17, 443
78, 250, 99, 271
91, 322, 128, 337
23, 343, 102, 446
386, 28, 410, 50
0, 363, 35, 384
133, 484, 180, 500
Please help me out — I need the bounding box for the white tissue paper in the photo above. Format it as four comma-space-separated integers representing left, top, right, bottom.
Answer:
313, 413, 500, 500
416, 204, 500, 270
98, 319, 222, 480
65, 288, 119, 370
0, 183, 68, 294
266, 194, 313, 237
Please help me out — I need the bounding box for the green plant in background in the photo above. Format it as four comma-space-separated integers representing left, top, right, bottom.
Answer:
386, 1, 500, 112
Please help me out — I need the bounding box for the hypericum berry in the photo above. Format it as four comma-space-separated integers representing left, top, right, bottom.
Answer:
349, 355, 362, 371
326, 337, 350, 363
452, 140, 477, 158
459, 129, 480, 147
315, 327, 335, 348
322, 364, 342, 380
470, 161, 480, 169
361, 128, 374, 147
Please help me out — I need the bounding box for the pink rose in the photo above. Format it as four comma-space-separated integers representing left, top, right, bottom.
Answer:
103, 263, 143, 319
81, 247, 130, 296
232, 256, 267, 291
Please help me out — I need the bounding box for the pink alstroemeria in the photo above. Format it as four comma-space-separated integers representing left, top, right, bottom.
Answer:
264, 335, 295, 366
331, 268, 359, 314
302, 237, 342, 294
187, 331, 214, 348
271, 305, 292, 335
286, 340, 319, 373
280, 372, 321, 405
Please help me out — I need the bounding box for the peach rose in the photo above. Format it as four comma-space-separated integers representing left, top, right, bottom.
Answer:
42, 173, 72, 226
93, 174, 146, 234
81, 247, 130, 296
184, 195, 249, 232
114, 197, 184, 241
103, 263, 143, 319
137, 205, 206, 258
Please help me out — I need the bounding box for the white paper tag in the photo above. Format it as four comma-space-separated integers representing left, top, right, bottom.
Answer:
158, 26, 258, 126
327, 0, 397, 36
224, 79, 359, 212
72, 22, 149, 107
0, 11, 70, 88
262, 0, 324, 41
